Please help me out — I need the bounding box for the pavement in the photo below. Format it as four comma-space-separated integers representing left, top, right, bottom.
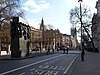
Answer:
0, 50, 80, 60
0, 51, 56, 60
69, 52, 100, 75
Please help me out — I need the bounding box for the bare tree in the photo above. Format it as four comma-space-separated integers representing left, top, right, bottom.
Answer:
0, 0, 24, 53
0, 0, 24, 26
69, 5, 95, 51
46, 24, 55, 30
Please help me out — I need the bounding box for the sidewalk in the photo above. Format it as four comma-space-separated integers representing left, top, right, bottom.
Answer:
0, 50, 57, 60
70, 52, 100, 75
0, 50, 80, 60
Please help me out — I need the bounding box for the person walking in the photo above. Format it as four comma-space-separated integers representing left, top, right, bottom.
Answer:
62, 45, 65, 54
6, 45, 11, 55
47, 48, 50, 55
0, 49, 1, 55
66, 46, 69, 54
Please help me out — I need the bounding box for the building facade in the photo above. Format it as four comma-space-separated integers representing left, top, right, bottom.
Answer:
0, 17, 73, 55
0, 24, 11, 55
30, 18, 72, 51
60, 34, 71, 48
92, 0, 100, 51
30, 27, 42, 51
70, 27, 78, 48
39, 18, 61, 51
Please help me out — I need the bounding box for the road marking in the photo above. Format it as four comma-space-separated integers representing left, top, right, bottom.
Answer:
49, 71, 58, 75
58, 66, 65, 70
54, 66, 58, 69
44, 65, 49, 68
31, 68, 48, 75
39, 65, 43, 68
19, 72, 25, 75
35, 69, 42, 74
50, 66, 54, 69
0, 54, 64, 75
30, 68, 35, 71
44, 70, 50, 75
39, 70, 46, 74
63, 55, 79, 75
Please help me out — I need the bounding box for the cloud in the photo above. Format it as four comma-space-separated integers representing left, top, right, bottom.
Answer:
22, 0, 51, 13
38, 0, 46, 4
27, 18, 40, 29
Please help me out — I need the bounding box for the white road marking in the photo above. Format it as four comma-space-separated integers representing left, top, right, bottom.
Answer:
63, 55, 79, 75
19, 72, 25, 75
44, 65, 49, 68
54, 66, 58, 69
0, 54, 64, 75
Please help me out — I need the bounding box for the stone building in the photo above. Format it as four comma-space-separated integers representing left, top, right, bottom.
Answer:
30, 27, 42, 51
0, 17, 72, 55
92, 14, 98, 49
61, 34, 71, 48
39, 18, 61, 51
92, 0, 100, 51
39, 18, 72, 50
70, 27, 78, 48
0, 24, 11, 55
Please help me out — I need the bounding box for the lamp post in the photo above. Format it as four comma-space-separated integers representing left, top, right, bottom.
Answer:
78, 0, 84, 61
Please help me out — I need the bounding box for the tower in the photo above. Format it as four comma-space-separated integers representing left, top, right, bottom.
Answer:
40, 17, 45, 30
71, 25, 77, 48
71, 27, 77, 39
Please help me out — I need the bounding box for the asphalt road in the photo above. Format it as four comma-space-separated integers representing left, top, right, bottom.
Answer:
0, 51, 79, 75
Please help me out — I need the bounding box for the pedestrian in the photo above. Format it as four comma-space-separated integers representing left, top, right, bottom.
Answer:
62, 45, 65, 54
6, 49, 9, 55
5, 45, 11, 55
66, 47, 69, 54
52, 48, 54, 53
8, 45, 11, 54
47, 48, 50, 55
5, 45, 9, 55
0, 49, 1, 55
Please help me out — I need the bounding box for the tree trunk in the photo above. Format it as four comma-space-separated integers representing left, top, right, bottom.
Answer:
83, 26, 95, 52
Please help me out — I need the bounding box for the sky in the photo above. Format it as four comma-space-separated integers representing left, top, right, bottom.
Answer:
21, 0, 98, 35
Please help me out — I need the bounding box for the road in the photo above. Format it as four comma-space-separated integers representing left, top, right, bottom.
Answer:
0, 51, 80, 75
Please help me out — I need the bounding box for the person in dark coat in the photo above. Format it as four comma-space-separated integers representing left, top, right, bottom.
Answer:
66, 46, 69, 54
62, 45, 65, 54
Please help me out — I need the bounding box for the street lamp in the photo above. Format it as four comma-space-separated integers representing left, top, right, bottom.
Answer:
78, 0, 84, 61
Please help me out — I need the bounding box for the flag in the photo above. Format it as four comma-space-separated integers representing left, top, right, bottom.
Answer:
78, 0, 82, 2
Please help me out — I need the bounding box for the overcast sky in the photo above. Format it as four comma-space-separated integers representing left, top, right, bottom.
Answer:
21, 0, 97, 35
